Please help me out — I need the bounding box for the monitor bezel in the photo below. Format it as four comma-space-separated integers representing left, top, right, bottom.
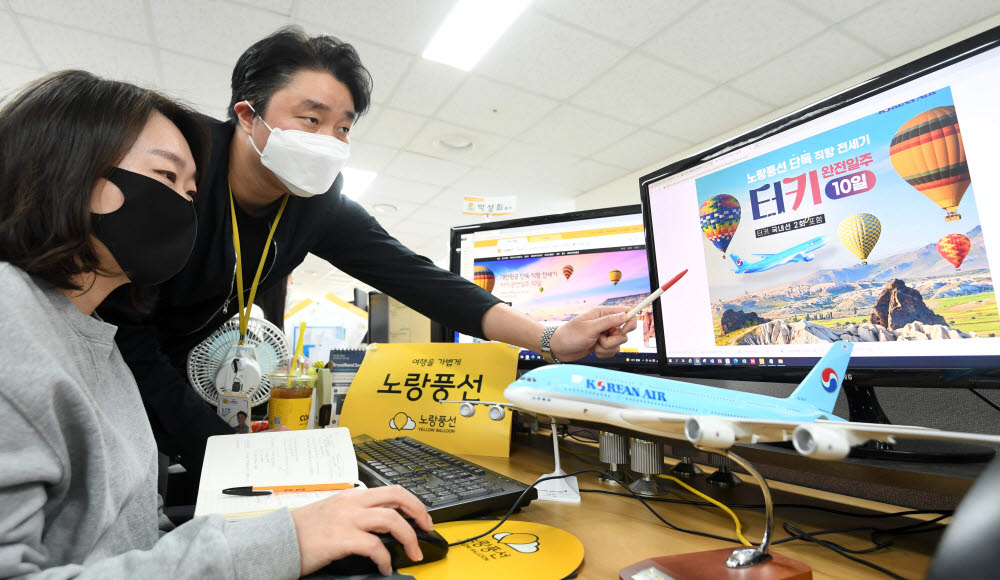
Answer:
640, 25, 1000, 387
448, 204, 659, 372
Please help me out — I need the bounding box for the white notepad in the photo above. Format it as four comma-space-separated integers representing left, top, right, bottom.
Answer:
194, 427, 364, 520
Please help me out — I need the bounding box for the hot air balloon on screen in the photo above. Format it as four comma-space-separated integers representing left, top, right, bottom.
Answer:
562, 265, 574, 280
539, 287, 544, 293
473, 265, 495, 292
889, 106, 971, 222
609, 269, 622, 286
837, 213, 881, 265
699, 194, 741, 258
937, 233, 971, 270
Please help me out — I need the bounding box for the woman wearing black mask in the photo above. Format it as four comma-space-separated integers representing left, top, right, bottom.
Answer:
0, 71, 431, 578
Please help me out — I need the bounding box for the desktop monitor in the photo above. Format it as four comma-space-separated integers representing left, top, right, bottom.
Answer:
642, 25, 1000, 391
449, 206, 658, 371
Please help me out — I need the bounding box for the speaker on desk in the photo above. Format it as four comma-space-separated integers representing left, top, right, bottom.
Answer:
368, 292, 447, 343
351, 287, 369, 312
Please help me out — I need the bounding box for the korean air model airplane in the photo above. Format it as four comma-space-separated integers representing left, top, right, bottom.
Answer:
730, 235, 828, 274
451, 342, 1000, 460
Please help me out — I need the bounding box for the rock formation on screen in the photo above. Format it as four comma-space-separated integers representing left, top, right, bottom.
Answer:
733, 319, 974, 346
869, 279, 947, 330
720, 309, 770, 334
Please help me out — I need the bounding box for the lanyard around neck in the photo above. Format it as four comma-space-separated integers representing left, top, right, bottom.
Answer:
228, 179, 289, 345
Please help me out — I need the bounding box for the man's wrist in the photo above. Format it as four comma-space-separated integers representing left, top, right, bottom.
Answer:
540, 325, 562, 363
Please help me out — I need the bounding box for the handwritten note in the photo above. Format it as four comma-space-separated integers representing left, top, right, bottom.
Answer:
194, 428, 363, 520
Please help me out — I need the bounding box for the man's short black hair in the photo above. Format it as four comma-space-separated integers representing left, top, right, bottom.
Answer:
229, 25, 372, 122
236, 411, 247, 418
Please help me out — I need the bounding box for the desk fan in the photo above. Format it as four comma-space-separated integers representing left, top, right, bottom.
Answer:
187, 316, 290, 407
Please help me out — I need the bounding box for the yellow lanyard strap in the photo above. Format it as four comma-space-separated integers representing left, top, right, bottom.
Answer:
229, 179, 289, 344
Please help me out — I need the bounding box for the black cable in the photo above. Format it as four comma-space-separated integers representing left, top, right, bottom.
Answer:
774, 513, 949, 551
579, 487, 952, 520
564, 429, 600, 443
447, 469, 741, 547
780, 521, 908, 580
578, 486, 947, 579
969, 388, 1000, 414
776, 519, 946, 580
447, 469, 939, 578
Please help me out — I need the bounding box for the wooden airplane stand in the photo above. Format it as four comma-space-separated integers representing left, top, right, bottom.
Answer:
619, 548, 812, 580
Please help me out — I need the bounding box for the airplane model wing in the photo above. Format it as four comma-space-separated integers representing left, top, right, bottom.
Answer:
793, 420, 1000, 459
619, 411, 798, 444
618, 410, 1000, 460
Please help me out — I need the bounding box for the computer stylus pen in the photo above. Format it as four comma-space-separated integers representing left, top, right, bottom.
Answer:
222, 483, 358, 496
614, 268, 689, 331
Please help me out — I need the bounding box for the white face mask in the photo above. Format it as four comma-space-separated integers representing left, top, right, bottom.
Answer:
245, 101, 350, 198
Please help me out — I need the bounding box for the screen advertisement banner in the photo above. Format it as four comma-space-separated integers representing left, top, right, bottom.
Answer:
692, 86, 997, 348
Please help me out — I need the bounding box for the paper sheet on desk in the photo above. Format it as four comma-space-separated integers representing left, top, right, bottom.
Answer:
194, 428, 364, 520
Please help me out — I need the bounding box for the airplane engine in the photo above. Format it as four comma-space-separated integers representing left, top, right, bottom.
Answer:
803, 255, 815, 262
488, 404, 506, 421
684, 417, 736, 449
792, 425, 851, 460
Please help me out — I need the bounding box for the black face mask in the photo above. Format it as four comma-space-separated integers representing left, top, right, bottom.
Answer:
91, 167, 197, 286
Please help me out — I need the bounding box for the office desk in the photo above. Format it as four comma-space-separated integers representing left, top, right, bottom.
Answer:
457, 433, 943, 579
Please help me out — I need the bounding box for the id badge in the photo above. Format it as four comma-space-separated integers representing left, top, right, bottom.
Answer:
219, 392, 252, 434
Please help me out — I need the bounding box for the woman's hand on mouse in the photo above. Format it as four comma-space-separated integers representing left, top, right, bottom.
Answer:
291, 485, 434, 576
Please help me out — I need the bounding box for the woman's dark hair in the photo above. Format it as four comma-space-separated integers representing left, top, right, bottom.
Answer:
0, 69, 209, 294
229, 25, 373, 122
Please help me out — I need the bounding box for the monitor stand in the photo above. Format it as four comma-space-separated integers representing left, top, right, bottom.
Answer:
843, 381, 995, 464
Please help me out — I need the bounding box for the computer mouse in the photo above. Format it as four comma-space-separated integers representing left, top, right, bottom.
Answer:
315, 520, 449, 576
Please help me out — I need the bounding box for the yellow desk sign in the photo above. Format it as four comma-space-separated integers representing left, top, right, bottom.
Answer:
339, 343, 519, 457
399, 520, 584, 580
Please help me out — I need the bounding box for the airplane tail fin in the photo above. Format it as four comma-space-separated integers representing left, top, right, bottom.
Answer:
787, 341, 853, 414
730, 254, 744, 270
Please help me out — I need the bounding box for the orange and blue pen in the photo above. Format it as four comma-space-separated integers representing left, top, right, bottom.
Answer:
222, 483, 358, 496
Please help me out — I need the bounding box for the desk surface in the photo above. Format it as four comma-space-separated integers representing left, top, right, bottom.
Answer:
458, 433, 942, 580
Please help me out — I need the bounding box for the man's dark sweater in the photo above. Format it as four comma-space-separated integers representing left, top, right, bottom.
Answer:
99, 117, 501, 481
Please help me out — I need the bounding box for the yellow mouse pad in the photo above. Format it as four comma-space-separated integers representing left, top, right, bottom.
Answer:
400, 520, 584, 580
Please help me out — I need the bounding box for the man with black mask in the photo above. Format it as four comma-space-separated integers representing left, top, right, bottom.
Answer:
100, 26, 636, 501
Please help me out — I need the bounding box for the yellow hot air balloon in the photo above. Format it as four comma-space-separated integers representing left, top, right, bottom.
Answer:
838, 213, 881, 265
473, 265, 495, 293
890, 106, 970, 222
609, 269, 622, 286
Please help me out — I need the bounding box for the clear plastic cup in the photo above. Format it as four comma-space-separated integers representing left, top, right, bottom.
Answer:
267, 367, 315, 431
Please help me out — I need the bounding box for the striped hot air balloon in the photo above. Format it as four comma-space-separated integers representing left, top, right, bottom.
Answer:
937, 233, 971, 270
562, 265, 574, 280
608, 269, 622, 286
837, 213, 881, 265
889, 106, 970, 222
473, 265, 495, 292
699, 194, 741, 258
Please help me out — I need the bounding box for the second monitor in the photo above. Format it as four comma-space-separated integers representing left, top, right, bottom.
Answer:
449, 205, 658, 371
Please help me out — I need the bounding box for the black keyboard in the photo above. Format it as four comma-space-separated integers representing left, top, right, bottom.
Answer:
354, 436, 537, 522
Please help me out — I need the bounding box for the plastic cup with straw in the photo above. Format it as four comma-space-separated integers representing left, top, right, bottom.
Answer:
268, 321, 314, 430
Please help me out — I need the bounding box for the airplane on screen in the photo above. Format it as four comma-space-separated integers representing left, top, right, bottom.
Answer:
730, 235, 828, 274
448, 341, 1000, 460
